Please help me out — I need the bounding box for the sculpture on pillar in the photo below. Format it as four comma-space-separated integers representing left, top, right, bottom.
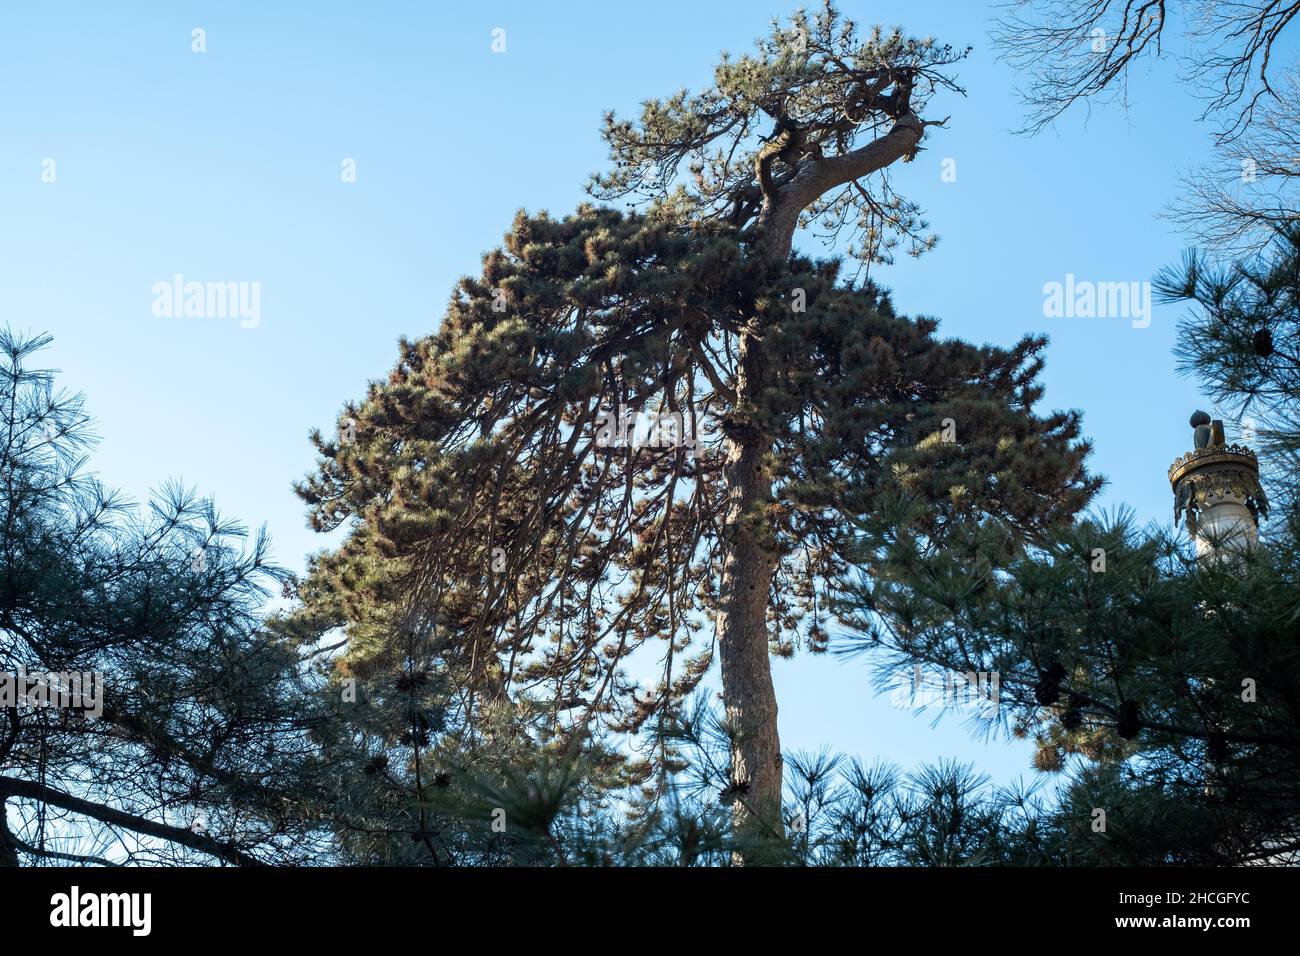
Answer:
1169, 410, 1269, 559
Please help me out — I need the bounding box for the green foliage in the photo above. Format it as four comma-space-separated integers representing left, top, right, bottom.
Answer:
590, 1, 969, 264
380, 693, 1079, 867
0, 330, 328, 865
285, 203, 1096, 861
1162, 225, 1300, 505
838, 498, 1300, 864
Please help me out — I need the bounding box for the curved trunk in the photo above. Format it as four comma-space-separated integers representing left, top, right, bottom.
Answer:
716, 113, 925, 859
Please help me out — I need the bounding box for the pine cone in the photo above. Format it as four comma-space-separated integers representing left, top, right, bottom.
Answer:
398, 729, 430, 748
1116, 700, 1141, 739
1061, 693, 1085, 730
1206, 731, 1230, 763
395, 670, 429, 693
719, 779, 751, 804
1253, 328, 1274, 357
1034, 662, 1067, 706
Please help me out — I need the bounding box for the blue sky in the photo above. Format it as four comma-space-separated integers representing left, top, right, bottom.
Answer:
0, 1, 1235, 789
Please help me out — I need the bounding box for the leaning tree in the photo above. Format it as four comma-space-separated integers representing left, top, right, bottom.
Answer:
291, 3, 1099, 847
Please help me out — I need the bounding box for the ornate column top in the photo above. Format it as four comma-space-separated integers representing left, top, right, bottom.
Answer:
1169, 410, 1269, 538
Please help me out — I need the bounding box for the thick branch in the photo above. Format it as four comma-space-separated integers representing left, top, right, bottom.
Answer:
756, 114, 925, 257
0, 775, 266, 867
811, 113, 925, 190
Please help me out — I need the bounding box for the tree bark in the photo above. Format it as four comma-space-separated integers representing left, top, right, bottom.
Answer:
715, 113, 925, 856
717, 331, 783, 846
0, 797, 19, 867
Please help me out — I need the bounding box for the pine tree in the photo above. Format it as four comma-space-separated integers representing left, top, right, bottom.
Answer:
0, 331, 326, 866
1160, 224, 1300, 504
584, 3, 975, 832
288, 5, 1101, 856
290, 194, 1097, 857
839, 497, 1300, 862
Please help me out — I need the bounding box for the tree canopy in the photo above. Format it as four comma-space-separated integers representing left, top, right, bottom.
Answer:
286, 203, 1097, 855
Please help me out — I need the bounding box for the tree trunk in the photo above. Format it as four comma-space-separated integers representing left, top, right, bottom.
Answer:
716, 208, 797, 854
715, 113, 925, 859
0, 797, 19, 867
717, 330, 783, 849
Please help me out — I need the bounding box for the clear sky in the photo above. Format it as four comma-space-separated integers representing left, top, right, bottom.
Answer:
0, 1, 1234, 790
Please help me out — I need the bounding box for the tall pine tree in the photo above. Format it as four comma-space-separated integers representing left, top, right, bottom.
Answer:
289, 3, 1099, 851
291, 206, 1096, 851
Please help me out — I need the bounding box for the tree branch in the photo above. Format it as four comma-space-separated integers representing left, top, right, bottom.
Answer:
757, 114, 926, 257
0, 775, 266, 867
